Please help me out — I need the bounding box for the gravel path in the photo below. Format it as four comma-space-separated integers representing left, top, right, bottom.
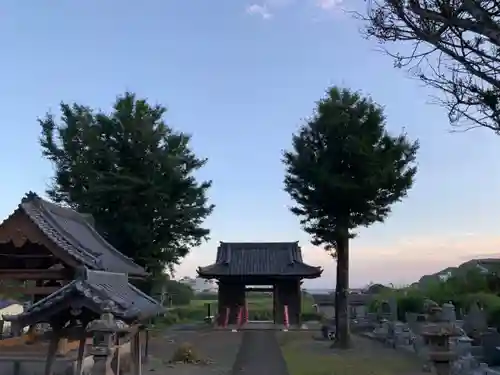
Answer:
231, 331, 290, 375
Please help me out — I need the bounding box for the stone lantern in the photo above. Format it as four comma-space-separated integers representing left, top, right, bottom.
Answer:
86, 302, 130, 375
420, 322, 462, 375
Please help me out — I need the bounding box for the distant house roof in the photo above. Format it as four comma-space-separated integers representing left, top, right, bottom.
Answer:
311, 293, 372, 306
4, 192, 147, 277
311, 294, 335, 306
3, 269, 163, 325
364, 284, 391, 295
197, 242, 322, 279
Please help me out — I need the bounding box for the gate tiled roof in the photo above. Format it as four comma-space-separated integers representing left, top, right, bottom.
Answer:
198, 242, 322, 278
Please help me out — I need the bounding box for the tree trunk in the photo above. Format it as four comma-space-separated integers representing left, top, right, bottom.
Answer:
335, 234, 350, 348
334, 259, 340, 339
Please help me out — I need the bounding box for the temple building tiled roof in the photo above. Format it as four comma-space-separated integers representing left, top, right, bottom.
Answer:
197, 241, 322, 278
2, 192, 147, 277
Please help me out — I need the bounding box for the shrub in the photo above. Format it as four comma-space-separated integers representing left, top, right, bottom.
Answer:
459, 292, 500, 310
456, 292, 500, 328
170, 343, 199, 363
301, 311, 322, 322
165, 280, 195, 306
194, 292, 218, 301
396, 294, 426, 321
158, 311, 180, 326
366, 290, 426, 321
249, 309, 273, 321
174, 306, 207, 321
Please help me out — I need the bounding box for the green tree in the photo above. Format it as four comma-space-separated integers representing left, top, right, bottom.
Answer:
162, 279, 194, 306
283, 87, 418, 347
39, 92, 214, 281
362, 0, 500, 133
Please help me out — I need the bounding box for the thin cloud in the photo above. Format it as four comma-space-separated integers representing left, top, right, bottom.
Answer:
316, 0, 343, 9
245, 4, 273, 19
245, 0, 294, 20
266, 0, 295, 7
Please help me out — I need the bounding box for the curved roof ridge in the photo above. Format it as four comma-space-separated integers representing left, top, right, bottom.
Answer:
38, 198, 142, 269
20, 201, 100, 267
18, 192, 146, 276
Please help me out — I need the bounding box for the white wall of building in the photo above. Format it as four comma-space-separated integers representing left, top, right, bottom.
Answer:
0, 303, 24, 331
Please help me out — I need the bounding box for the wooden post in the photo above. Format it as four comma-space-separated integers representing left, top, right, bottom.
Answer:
0, 320, 4, 339
294, 281, 299, 326
217, 282, 226, 326
137, 332, 142, 375
274, 283, 284, 324
113, 334, 121, 375
13, 361, 20, 375
26, 325, 36, 344
130, 333, 137, 375
131, 331, 142, 375
74, 329, 86, 375
56, 337, 68, 355
297, 280, 302, 327
143, 329, 149, 364
273, 284, 277, 324
11, 321, 22, 337
44, 328, 62, 375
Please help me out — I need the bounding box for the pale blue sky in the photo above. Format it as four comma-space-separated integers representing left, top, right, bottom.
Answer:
1, 0, 499, 288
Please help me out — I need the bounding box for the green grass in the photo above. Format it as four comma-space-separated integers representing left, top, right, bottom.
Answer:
279, 333, 424, 375
157, 293, 319, 326
189, 293, 316, 313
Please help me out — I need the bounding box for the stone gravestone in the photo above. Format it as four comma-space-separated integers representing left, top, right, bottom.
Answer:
389, 296, 398, 321
463, 302, 488, 344
454, 336, 474, 358
480, 329, 500, 367
378, 300, 391, 321
405, 312, 432, 371
393, 322, 413, 347
411, 333, 432, 372
452, 352, 478, 375
373, 319, 389, 341
406, 313, 427, 336
320, 316, 336, 340
383, 297, 400, 348
440, 302, 456, 323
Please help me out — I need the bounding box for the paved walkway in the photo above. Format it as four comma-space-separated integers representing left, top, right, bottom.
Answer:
231, 331, 290, 375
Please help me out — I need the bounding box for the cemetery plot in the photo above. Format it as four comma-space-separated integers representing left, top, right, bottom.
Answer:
364, 300, 500, 375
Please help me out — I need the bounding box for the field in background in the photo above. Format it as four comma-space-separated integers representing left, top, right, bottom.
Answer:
159, 291, 319, 325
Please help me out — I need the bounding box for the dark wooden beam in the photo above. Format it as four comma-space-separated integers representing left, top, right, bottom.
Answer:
0, 241, 54, 256
0, 286, 61, 295
0, 269, 68, 280
245, 287, 273, 292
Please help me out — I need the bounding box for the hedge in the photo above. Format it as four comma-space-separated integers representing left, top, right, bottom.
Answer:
369, 290, 500, 328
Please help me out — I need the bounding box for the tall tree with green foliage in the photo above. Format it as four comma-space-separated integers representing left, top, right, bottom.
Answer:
39, 92, 214, 281
283, 87, 419, 347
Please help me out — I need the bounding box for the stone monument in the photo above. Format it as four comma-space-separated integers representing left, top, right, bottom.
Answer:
87, 302, 130, 375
